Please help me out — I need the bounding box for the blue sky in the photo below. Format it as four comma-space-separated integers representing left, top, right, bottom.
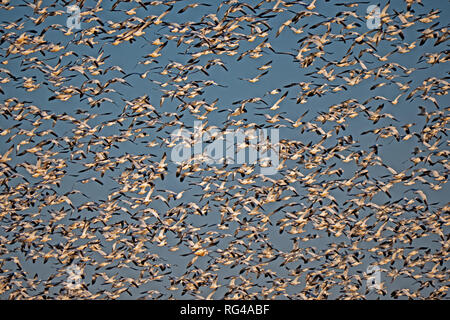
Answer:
0, 0, 448, 299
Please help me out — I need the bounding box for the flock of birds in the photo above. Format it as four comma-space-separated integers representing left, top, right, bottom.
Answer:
0, 0, 448, 300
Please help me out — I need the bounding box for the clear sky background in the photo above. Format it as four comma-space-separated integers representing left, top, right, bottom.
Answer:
0, 0, 448, 299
